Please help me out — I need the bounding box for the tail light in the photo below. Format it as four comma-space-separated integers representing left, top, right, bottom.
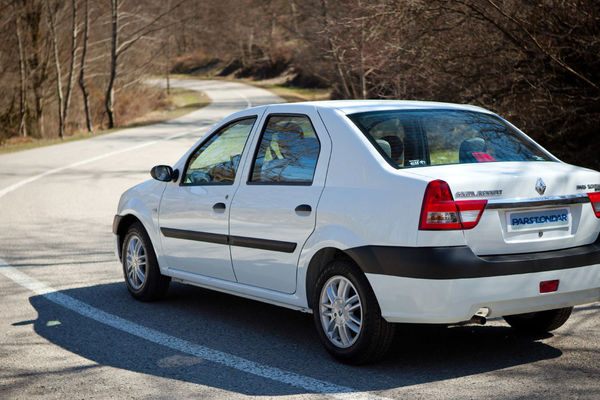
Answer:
456, 200, 488, 229
587, 192, 600, 218
419, 180, 487, 230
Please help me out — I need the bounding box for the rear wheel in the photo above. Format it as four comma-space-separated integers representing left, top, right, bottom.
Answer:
312, 259, 395, 364
503, 307, 573, 333
122, 222, 170, 301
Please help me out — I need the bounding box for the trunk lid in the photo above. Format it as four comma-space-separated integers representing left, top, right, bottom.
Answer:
411, 161, 600, 255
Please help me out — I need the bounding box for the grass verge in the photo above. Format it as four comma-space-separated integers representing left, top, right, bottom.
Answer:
169, 73, 331, 102
250, 83, 330, 102
0, 87, 210, 155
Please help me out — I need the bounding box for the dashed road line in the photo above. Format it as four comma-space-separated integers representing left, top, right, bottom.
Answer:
0, 260, 388, 400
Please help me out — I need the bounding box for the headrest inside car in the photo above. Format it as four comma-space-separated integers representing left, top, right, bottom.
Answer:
459, 137, 487, 163
376, 139, 392, 158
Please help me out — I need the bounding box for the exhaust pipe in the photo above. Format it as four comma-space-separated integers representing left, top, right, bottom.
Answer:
451, 308, 490, 326
470, 307, 490, 325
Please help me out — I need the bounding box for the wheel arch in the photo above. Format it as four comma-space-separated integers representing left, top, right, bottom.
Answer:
115, 214, 144, 261
305, 246, 368, 310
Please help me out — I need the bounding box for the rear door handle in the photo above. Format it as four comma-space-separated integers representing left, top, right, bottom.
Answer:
213, 202, 226, 212
295, 204, 312, 215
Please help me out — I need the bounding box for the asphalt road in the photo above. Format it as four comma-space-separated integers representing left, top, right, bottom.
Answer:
1, 79, 598, 400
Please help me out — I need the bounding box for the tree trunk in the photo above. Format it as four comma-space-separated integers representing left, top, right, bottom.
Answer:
79, 0, 93, 132
246, 28, 254, 67
358, 2, 367, 99
289, 0, 299, 35
104, 0, 185, 128
165, 47, 171, 95
34, 87, 45, 138
46, 0, 64, 138
13, 4, 28, 137
106, 0, 118, 129
25, 1, 49, 138
165, 0, 171, 95
358, 55, 366, 99
62, 0, 78, 131
320, 0, 352, 98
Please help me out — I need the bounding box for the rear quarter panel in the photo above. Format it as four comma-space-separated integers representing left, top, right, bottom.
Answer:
313, 108, 466, 250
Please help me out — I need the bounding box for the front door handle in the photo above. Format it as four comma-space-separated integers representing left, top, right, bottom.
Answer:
213, 202, 226, 213
295, 204, 312, 215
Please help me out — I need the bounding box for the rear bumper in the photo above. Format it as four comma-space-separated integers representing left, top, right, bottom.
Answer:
367, 265, 600, 323
350, 239, 600, 323
346, 235, 600, 279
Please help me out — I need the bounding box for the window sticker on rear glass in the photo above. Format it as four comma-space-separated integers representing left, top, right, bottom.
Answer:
506, 207, 571, 233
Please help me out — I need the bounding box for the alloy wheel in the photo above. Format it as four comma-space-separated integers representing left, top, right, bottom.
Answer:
125, 234, 146, 290
319, 275, 363, 348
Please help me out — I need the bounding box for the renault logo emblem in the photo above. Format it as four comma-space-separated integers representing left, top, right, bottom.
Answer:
536, 178, 546, 195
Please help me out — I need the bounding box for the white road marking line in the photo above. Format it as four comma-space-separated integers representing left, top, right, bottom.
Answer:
0, 128, 203, 200
237, 91, 253, 109
0, 261, 388, 400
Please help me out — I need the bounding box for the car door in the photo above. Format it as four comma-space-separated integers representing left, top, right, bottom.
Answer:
228, 107, 331, 293
158, 116, 259, 281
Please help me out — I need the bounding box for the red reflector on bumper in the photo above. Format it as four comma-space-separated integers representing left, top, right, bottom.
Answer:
540, 280, 559, 293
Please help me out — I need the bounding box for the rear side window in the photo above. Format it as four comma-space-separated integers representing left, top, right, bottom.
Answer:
249, 115, 320, 184
348, 110, 552, 168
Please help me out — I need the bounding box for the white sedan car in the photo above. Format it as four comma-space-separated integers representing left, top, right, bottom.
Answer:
113, 101, 600, 364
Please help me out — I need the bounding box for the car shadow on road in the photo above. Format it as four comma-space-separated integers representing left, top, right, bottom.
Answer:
28, 281, 563, 396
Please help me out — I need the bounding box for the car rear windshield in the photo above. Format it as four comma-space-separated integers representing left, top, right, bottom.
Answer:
347, 109, 552, 168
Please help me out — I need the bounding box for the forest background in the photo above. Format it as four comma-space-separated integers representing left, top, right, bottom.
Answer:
0, 0, 598, 169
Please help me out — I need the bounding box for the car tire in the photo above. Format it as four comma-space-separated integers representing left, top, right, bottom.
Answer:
312, 259, 395, 364
122, 222, 170, 301
503, 307, 573, 333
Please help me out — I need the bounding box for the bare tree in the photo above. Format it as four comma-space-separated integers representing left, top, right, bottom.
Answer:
13, 3, 27, 137
62, 0, 78, 131
46, 0, 64, 138
105, 0, 118, 128
78, 0, 92, 132
27, 0, 50, 138
319, 0, 352, 98
105, 0, 188, 128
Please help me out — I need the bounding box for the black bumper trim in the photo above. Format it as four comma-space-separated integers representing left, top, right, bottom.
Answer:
346, 238, 600, 280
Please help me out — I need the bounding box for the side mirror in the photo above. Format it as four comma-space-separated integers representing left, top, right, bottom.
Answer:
150, 165, 176, 182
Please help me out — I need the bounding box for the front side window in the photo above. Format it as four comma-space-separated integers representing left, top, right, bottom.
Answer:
183, 117, 256, 184
348, 110, 552, 168
249, 115, 320, 184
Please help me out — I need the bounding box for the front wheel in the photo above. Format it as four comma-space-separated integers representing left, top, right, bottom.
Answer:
503, 307, 573, 334
122, 222, 170, 301
312, 259, 395, 364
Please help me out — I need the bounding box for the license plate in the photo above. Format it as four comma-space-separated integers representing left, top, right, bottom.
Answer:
506, 207, 571, 233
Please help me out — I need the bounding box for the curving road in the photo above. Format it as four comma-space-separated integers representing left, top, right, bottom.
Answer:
1, 79, 599, 399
